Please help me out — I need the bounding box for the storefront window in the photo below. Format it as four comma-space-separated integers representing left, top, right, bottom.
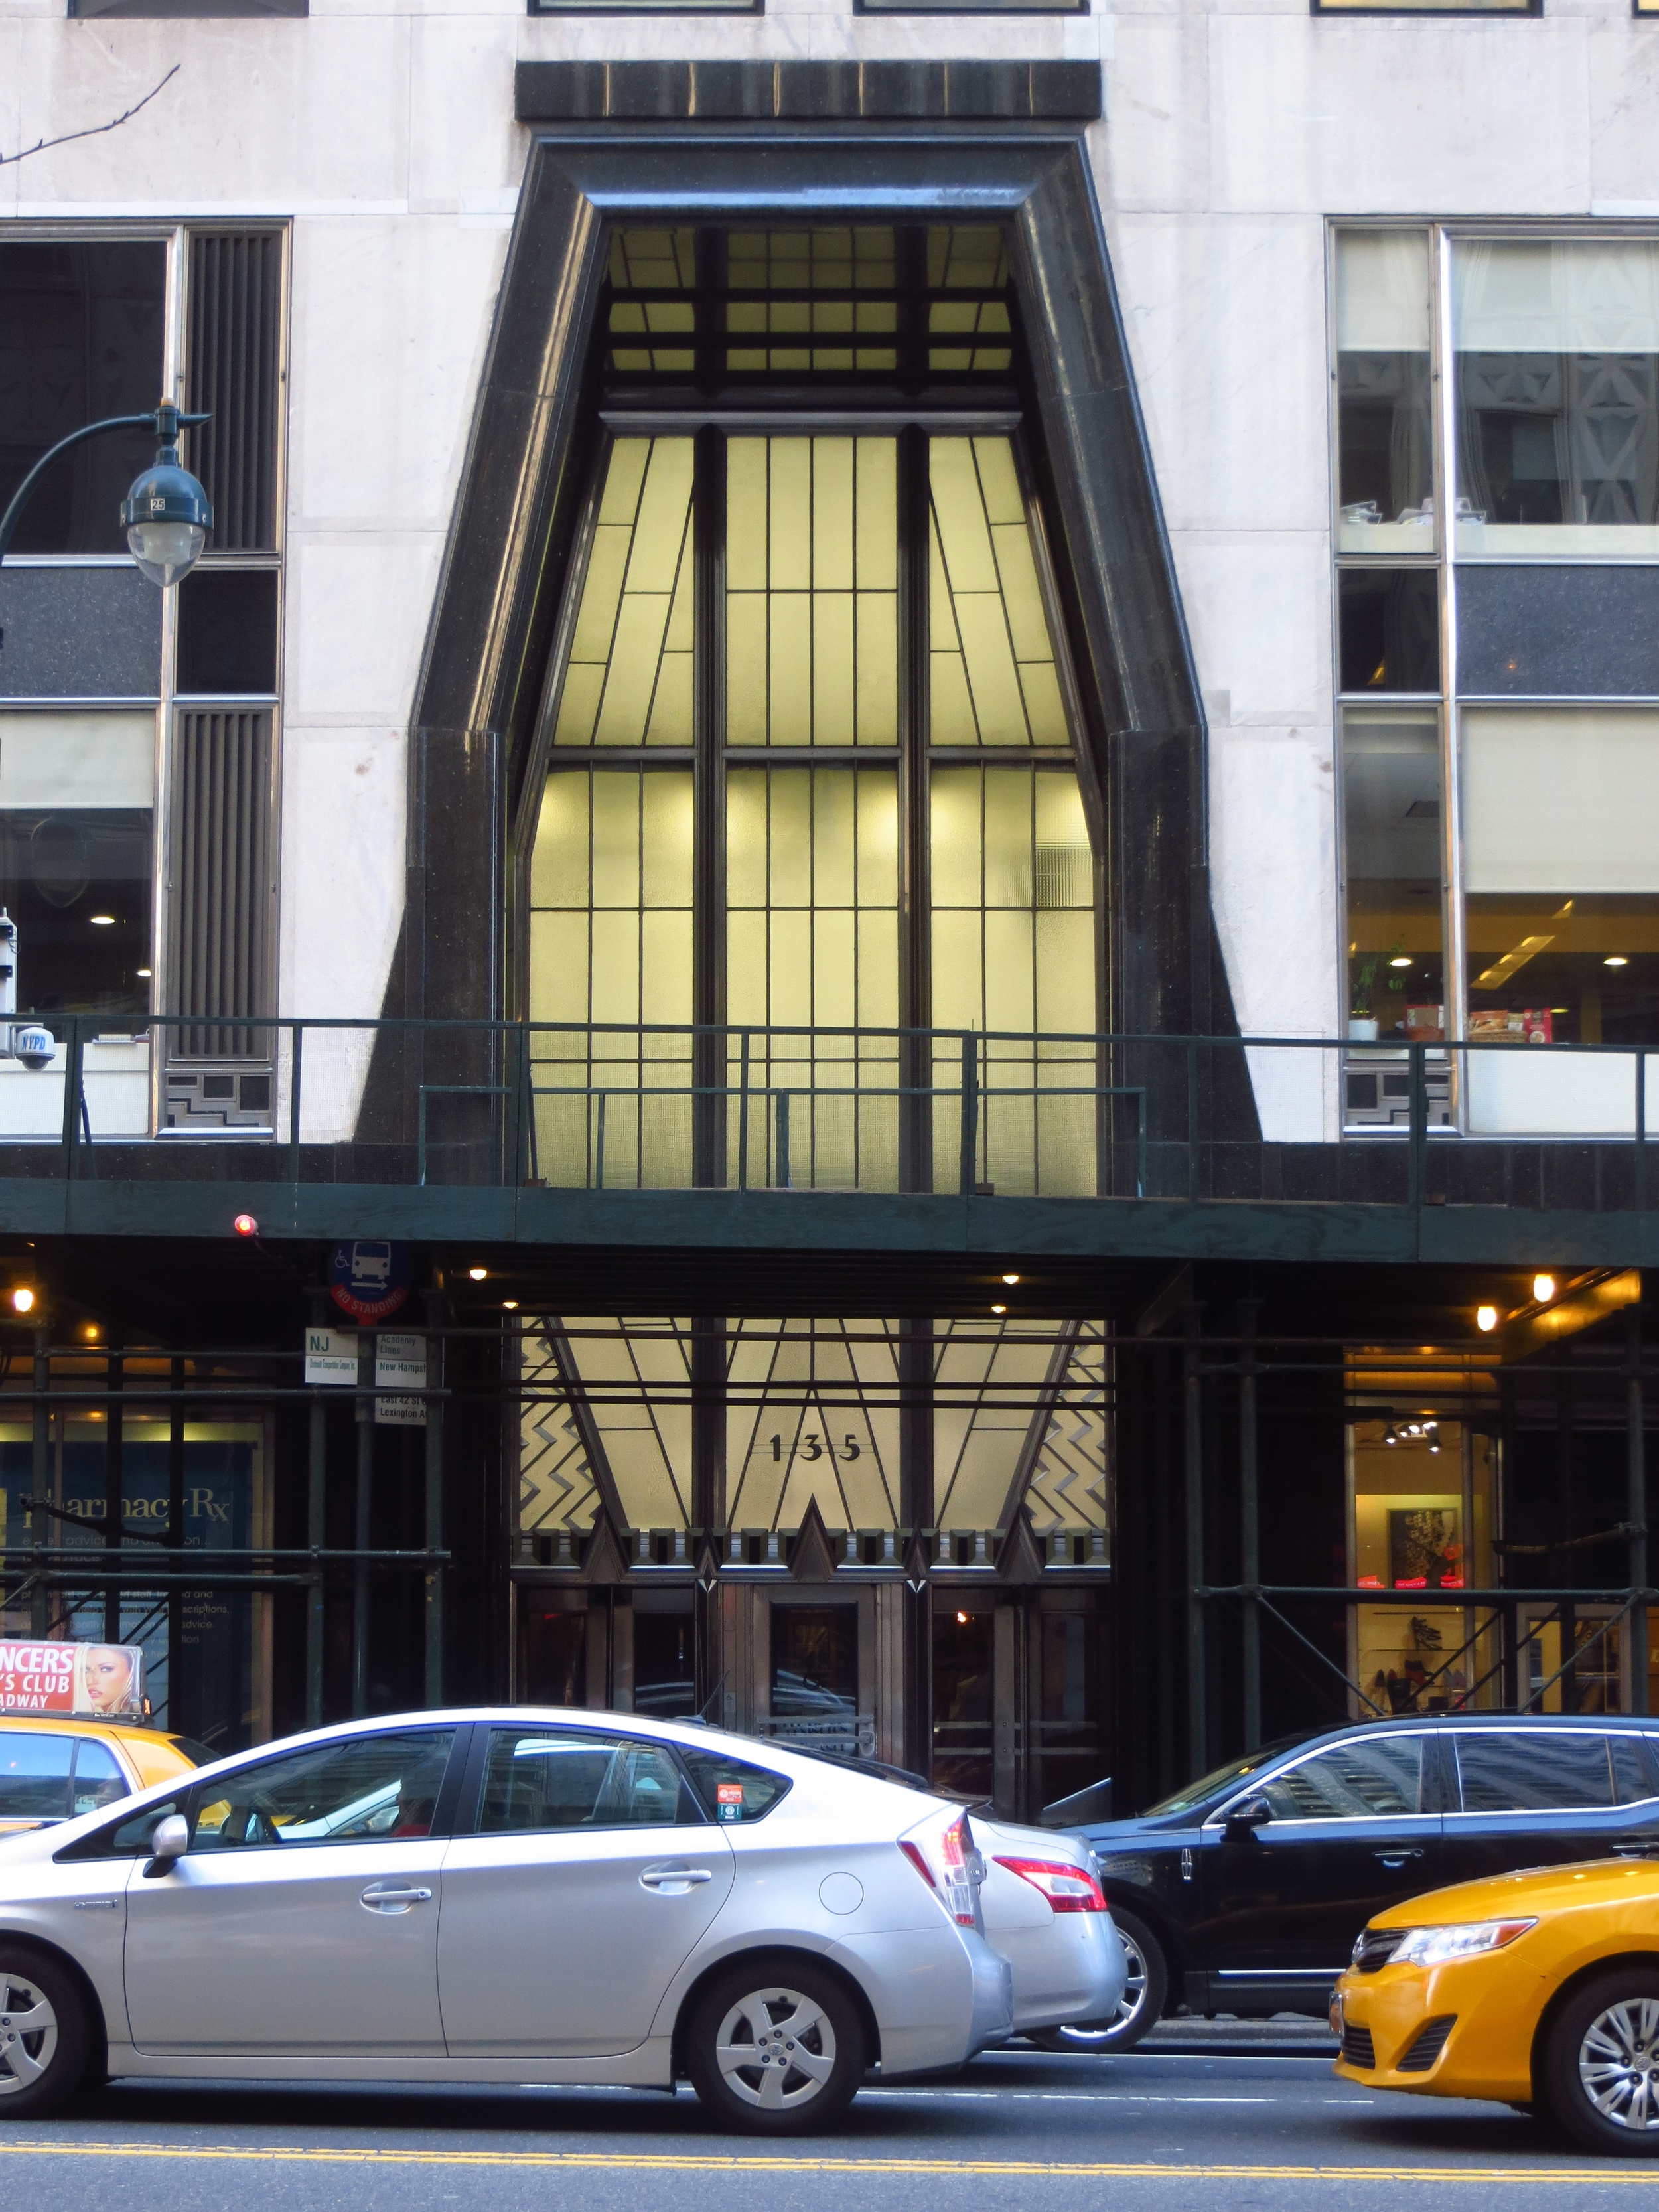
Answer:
1455, 240, 1659, 556
1350, 1414, 1496, 1715
1334, 232, 1434, 552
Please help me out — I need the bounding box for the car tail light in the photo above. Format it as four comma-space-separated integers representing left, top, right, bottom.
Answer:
900, 1810, 979, 1927
993, 1856, 1108, 1915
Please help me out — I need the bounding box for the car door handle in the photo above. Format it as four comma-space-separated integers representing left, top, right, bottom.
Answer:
1372, 1849, 1425, 1868
359, 1883, 433, 1912
640, 1866, 714, 1891
1614, 1842, 1659, 1859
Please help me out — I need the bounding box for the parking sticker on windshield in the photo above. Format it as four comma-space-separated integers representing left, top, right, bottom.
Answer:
717, 1783, 744, 1822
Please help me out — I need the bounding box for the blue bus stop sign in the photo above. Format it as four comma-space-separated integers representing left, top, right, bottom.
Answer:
328, 1240, 410, 1322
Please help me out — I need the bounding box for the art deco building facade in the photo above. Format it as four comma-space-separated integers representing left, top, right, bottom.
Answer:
0, 0, 1656, 1814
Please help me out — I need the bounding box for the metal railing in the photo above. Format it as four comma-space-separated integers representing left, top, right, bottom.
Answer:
11, 1013, 1659, 1200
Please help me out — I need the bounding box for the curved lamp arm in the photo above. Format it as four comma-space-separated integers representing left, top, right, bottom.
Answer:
0, 403, 210, 568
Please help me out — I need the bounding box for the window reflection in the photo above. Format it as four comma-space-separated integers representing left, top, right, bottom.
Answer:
1336, 232, 1434, 552
1455, 241, 1659, 555
1340, 706, 1445, 1041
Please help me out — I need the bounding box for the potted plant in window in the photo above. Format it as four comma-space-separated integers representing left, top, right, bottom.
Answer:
1349, 950, 1380, 1041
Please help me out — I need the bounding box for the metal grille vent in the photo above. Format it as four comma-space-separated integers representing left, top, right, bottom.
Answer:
170, 710, 274, 1060
1396, 2015, 1456, 2073
1340, 2022, 1376, 2069
185, 233, 282, 552
1352, 1927, 1405, 1974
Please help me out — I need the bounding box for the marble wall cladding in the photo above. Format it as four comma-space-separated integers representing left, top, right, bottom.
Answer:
8, 0, 1659, 1088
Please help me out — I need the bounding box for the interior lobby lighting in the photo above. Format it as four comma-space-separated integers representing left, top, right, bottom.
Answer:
1001, 1273, 1020, 1285
991, 1303, 1007, 1315
1384, 1423, 1398, 1445
502, 1299, 519, 1311
1605, 956, 1629, 968
1475, 934, 1553, 992
89, 915, 115, 927
956, 1611, 970, 1625
1532, 1274, 1557, 1303
1389, 956, 1411, 968
9, 1287, 33, 1314
468, 1266, 488, 1281
1477, 1305, 1499, 1332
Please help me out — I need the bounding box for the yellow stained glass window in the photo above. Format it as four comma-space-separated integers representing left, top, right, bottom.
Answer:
725, 1319, 902, 1534
930, 439, 1069, 747
726, 437, 898, 749
933, 1319, 1108, 1538
553, 439, 694, 748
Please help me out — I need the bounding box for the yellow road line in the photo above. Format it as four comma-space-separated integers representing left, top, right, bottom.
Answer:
0, 2143, 1642, 2183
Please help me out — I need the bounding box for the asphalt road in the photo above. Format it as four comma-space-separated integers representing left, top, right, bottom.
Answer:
5, 2043, 1654, 2209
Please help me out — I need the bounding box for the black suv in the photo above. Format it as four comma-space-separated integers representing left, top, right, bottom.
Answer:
1039, 1713, 1659, 2051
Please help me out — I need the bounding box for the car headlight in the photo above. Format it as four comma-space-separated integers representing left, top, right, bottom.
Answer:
1386, 1918, 1538, 1968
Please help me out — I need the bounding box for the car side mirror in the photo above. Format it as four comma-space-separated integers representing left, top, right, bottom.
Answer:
1224, 1797, 1273, 1842
142, 1813, 190, 1878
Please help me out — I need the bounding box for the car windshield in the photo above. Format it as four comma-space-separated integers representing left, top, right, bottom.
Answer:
1141, 1737, 1309, 1817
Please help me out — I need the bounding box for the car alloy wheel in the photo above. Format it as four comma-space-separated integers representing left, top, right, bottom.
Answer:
1579, 1999, 1659, 2132
687, 1961, 866, 2135
0, 1972, 57, 2097
1545, 1970, 1659, 2156
0, 1950, 90, 2118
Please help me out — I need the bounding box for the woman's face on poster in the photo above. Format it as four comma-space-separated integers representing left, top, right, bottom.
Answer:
84, 1646, 134, 1712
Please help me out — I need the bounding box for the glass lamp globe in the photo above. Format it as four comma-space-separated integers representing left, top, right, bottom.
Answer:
120, 460, 213, 587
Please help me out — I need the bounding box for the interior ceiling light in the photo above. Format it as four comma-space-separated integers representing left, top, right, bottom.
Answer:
1384, 1423, 1398, 1445
1001, 1273, 1020, 1285
991, 1304, 1007, 1315
1389, 956, 1412, 969
468, 1266, 488, 1281
1477, 1305, 1499, 1333
956, 1611, 970, 1625
9, 1287, 33, 1314
1605, 956, 1629, 968
135, 967, 152, 978
1427, 1436, 1441, 1453
89, 915, 115, 927
1474, 934, 1554, 992
1533, 1274, 1557, 1304
82, 1323, 99, 1341
502, 1299, 519, 1311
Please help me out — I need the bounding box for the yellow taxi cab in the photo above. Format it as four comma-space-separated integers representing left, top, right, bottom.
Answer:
1333, 1856, 1659, 2156
0, 1715, 208, 1836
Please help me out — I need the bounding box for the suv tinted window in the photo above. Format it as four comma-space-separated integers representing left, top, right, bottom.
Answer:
1258, 1735, 1425, 1820
0, 1732, 74, 1821
1455, 1731, 1614, 1812
1613, 1735, 1657, 1806
477, 1730, 701, 1832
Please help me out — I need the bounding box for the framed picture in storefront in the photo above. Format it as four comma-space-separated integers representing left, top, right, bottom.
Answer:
1389, 1506, 1463, 1590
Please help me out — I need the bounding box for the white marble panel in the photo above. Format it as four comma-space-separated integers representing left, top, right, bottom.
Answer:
1096, 18, 1209, 214
1109, 214, 1327, 531
1465, 1049, 1659, 1139
516, 17, 810, 62
1587, 25, 1659, 214
281, 727, 407, 1141
1171, 531, 1329, 723
285, 536, 445, 724
409, 21, 520, 203
806, 15, 1087, 60
0, 26, 21, 215
1208, 17, 1591, 216
1210, 721, 1339, 1141
290, 218, 507, 527
12, 19, 411, 210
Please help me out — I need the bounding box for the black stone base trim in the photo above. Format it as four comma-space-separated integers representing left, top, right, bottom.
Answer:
513, 60, 1103, 123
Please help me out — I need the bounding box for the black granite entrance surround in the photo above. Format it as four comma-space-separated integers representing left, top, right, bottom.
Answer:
392, 104, 1246, 1149
514, 60, 1104, 124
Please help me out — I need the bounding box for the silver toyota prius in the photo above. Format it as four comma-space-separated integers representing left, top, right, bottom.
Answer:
0, 1708, 1116, 2133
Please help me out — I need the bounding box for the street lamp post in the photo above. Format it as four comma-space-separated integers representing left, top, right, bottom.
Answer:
0, 400, 213, 581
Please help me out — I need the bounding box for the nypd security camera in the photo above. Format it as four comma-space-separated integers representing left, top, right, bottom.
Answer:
0, 911, 54, 1069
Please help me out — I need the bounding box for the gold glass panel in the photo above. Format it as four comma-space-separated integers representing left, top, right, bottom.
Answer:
930, 766, 1095, 1195
727, 437, 898, 748
555, 438, 694, 747
930, 439, 1069, 747
933, 1319, 1108, 1540
529, 770, 693, 1187
725, 1319, 901, 1534
518, 1319, 694, 1546
727, 767, 899, 1190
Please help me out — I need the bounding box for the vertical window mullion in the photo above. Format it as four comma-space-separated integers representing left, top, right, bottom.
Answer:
694, 421, 727, 1185
1435, 226, 1467, 1079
